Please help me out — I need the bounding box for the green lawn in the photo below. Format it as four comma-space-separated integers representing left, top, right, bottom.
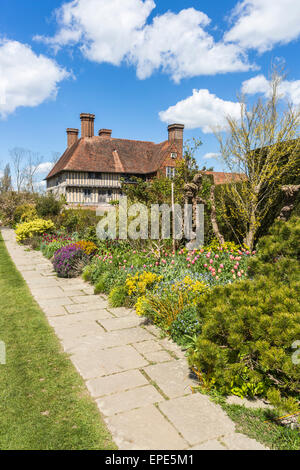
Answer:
0, 232, 116, 450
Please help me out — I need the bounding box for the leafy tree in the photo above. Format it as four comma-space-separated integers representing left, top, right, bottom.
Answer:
216, 70, 300, 249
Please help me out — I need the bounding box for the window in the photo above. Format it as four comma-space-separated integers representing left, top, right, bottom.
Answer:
88, 172, 95, 179
171, 152, 177, 159
166, 167, 175, 179
84, 189, 91, 197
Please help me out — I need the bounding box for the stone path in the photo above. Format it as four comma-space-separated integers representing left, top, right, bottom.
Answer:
1, 228, 267, 450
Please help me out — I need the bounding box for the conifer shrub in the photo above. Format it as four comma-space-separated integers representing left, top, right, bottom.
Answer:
189, 217, 300, 401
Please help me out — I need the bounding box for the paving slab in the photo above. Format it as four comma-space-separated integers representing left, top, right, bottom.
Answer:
67, 327, 155, 354
143, 350, 173, 363
143, 360, 196, 399
159, 394, 235, 446
222, 432, 268, 450
189, 440, 226, 450
133, 340, 163, 354
226, 395, 272, 409
65, 301, 107, 314
107, 307, 137, 318
87, 370, 148, 397
106, 405, 188, 450
96, 385, 164, 416
72, 345, 148, 379
30, 286, 66, 300
99, 316, 144, 331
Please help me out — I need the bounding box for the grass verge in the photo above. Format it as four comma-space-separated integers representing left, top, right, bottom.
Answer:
0, 231, 116, 450
211, 395, 300, 450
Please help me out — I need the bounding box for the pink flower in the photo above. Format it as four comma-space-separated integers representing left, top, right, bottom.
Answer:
130, 265, 134, 269
216, 276, 219, 280
237, 272, 242, 277
212, 272, 216, 276
204, 263, 208, 268
187, 264, 190, 268
215, 254, 219, 259
220, 264, 224, 268
171, 260, 175, 265
218, 269, 221, 273
155, 262, 159, 266
209, 259, 213, 264
231, 269, 235, 273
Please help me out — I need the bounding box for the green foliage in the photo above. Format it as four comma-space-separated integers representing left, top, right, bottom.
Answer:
170, 305, 201, 347
36, 193, 64, 218
189, 217, 300, 399
57, 208, 100, 236
267, 389, 300, 418
108, 285, 128, 308
41, 240, 68, 259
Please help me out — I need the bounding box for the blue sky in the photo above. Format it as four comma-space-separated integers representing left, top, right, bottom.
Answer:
1, 0, 300, 186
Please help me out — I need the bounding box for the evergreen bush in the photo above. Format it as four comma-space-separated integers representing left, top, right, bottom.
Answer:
189, 217, 300, 401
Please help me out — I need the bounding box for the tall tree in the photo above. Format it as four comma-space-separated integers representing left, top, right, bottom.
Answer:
10, 147, 43, 193
216, 70, 300, 249
0, 164, 12, 193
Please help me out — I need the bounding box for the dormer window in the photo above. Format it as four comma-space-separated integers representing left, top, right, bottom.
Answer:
171, 152, 177, 159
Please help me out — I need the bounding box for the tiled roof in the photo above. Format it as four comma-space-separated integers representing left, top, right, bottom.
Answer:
203, 171, 246, 185
46, 137, 171, 179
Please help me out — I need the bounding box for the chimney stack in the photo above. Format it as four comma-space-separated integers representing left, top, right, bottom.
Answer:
80, 113, 95, 138
98, 129, 112, 139
168, 123, 184, 157
66, 128, 79, 148
168, 123, 184, 143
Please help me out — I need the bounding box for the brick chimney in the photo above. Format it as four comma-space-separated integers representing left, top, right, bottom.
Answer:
98, 129, 112, 139
80, 113, 95, 138
66, 128, 79, 148
168, 123, 184, 157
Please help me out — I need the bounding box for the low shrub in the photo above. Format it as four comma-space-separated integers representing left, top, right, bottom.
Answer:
75, 240, 98, 256
15, 218, 54, 242
108, 286, 128, 308
52, 244, 89, 278
14, 203, 37, 223
36, 193, 63, 218
188, 217, 300, 401
170, 305, 201, 347
57, 208, 99, 235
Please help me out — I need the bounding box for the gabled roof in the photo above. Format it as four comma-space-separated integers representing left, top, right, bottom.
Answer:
46, 136, 173, 179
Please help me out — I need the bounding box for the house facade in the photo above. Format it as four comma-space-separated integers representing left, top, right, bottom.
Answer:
46, 113, 184, 205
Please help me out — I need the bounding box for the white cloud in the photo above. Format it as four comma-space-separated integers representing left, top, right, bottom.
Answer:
203, 152, 221, 160
225, 0, 300, 52
159, 89, 242, 133
35, 162, 54, 174
242, 74, 300, 106
36, 0, 252, 82
0, 39, 70, 118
